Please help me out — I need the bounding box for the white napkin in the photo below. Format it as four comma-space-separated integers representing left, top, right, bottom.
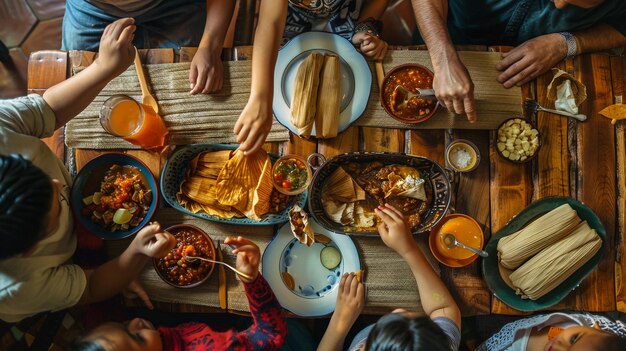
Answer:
555, 80, 578, 114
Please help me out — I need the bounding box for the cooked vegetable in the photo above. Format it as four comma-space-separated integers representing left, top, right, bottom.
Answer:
155, 228, 213, 286
113, 208, 132, 224
321, 246, 342, 270
496, 118, 540, 161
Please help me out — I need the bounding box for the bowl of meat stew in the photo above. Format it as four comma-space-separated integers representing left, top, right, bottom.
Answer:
381, 63, 439, 124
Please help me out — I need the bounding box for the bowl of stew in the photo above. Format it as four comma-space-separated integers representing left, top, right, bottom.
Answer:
272, 154, 312, 195
381, 63, 439, 124
153, 224, 216, 288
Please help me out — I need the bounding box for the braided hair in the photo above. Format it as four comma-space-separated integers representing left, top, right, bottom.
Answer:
0, 154, 54, 259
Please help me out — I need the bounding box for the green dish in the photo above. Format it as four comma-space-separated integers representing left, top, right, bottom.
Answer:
482, 197, 606, 312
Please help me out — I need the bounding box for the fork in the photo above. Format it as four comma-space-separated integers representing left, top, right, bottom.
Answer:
524, 100, 587, 122
184, 255, 254, 280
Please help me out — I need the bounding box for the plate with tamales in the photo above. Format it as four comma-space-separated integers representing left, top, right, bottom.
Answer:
308, 152, 451, 235
482, 197, 605, 311
262, 219, 361, 316
160, 144, 307, 225
273, 32, 372, 139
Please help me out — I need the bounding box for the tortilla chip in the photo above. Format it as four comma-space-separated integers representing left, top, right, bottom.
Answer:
599, 104, 626, 124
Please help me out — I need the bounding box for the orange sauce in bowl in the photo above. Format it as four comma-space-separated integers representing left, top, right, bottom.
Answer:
434, 215, 483, 260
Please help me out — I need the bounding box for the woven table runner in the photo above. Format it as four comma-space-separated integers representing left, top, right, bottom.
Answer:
105, 208, 428, 316
65, 61, 290, 149
357, 50, 522, 130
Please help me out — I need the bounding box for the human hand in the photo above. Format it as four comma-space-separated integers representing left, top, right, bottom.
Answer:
224, 236, 260, 283
233, 97, 272, 155
130, 222, 177, 258
96, 18, 136, 77
432, 54, 477, 123
496, 33, 567, 88
189, 46, 224, 94
352, 32, 388, 61
123, 279, 154, 310
376, 204, 418, 257
331, 273, 365, 332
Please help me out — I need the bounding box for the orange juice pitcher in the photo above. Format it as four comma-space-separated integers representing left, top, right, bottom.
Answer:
100, 95, 168, 149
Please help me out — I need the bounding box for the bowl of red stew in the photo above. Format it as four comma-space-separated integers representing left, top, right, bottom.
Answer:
272, 154, 312, 195
153, 224, 216, 288
381, 63, 439, 124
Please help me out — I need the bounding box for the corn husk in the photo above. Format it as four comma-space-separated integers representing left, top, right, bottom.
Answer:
291, 51, 324, 138
215, 150, 273, 220
497, 204, 581, 269
322, 167, 366, 203
508, 221, 602, 300
289, 205, 314, 246
315, 54, 341, 139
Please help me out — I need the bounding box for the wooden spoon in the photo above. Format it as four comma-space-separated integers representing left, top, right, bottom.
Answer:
133, 47, 159, 114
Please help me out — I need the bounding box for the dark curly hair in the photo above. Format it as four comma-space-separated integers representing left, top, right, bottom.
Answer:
365, 314, 452, 351
0, 154, 54, 259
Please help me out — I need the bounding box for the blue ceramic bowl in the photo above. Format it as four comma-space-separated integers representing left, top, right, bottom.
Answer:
160, 144, 307, 225
70, 153, 158, 239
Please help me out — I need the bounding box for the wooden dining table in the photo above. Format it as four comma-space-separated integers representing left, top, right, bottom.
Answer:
27, 45, 625, 317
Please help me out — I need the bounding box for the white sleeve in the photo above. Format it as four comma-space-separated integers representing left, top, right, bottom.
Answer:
0, 94, 57, 138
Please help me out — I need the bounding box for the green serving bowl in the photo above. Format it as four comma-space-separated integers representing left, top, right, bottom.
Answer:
482, 197, 606, 312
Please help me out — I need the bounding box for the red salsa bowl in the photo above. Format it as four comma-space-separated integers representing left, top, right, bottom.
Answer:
381, 63, 439, 124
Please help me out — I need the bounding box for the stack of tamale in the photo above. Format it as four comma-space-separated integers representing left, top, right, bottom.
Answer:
290, 51, 341, 139
497, 204, 602, 300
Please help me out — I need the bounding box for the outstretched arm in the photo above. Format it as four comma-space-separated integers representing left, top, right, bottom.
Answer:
189, 0, 235, 94
497, 23, 626, 88
376, 204, 461, 328
234, 0, 288, 155
43, 18, 136, 129
411, 0, 476, 122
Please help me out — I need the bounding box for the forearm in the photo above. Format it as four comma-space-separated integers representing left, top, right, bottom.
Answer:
239, 275, 287, 348
358, 0, 391, 21
78, 248, 148, 304
249, 1, 287, 100
317, 321, 347, 351
573, 23, 626, 55
43, 60, 117, 129
411, 0, 456, 68
402, 245, 460, 324
200, 0, 236, 51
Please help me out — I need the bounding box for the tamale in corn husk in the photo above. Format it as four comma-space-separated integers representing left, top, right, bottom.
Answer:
289, 205, 315, 246
497, 204, 581, 269
508, 221, 602, 300
322, 167, 366, 203
291, 51, 325, 138
315, 54, 341, 139
215, 150, 273, 220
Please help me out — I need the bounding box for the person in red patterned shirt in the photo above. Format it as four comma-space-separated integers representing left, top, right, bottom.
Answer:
69, 236, 287, 351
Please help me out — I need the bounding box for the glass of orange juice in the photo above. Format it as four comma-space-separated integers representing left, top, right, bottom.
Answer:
99, 95, 168, 149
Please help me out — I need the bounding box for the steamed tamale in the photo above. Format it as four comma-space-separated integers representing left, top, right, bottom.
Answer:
508, 221, 602, 300
290, 51, 324, 137
315, 54, 341, 139
497, 204, 581, 269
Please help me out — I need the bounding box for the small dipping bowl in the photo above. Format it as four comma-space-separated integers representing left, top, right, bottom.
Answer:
446, 139, 480, 172
272, 154, 312, 195
496, 117, 542, 164
429, 214, 484, 267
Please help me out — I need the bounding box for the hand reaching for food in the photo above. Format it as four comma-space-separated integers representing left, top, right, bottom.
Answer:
352, 32, 388, 61
225, 236, 260, 283
97, 18, 136, 78
189, 46, 224, 94
131, 222, 177, 258
375, 204, 418, 257
233, 97, 273, 156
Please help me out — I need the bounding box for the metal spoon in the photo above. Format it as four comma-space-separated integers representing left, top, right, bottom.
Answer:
392, 85, 436, 111
524, 99, 587, 122
442, 233, 489, 258
184, 255, 255, 280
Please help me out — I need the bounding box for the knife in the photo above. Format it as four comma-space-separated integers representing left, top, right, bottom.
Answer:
216, 239, 227, 309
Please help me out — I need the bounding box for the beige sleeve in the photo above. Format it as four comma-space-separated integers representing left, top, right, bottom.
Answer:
0, 94, 57, 138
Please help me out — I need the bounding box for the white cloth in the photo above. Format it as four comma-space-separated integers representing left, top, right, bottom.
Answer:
0, 95, 86, 323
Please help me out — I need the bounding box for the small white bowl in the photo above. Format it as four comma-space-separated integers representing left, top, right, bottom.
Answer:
446, 140, 480, 172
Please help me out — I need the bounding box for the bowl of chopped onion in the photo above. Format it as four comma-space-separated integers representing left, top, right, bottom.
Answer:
496, 118, 542, 163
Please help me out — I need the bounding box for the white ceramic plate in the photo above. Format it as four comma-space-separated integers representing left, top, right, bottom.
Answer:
262, 219, 361, 316
272, 31, 372, 137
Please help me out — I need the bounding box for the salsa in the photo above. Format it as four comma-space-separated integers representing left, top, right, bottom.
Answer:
273, 157, 309, 193
155, 228, 213, 286
81, 164, 151, 232
383, 66, 437, 121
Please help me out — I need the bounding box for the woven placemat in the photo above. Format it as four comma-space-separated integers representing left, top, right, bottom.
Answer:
65, 61, 290, 149
104, 208, 430, 315
357, 50, 522, 129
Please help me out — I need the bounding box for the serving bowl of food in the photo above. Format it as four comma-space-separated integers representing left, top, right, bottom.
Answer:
272, 154, 312, 195
381, 63, 439, 124
308, 152, 451, 235
429, 214, 484, 267
70, 153, 157, 239
495, 117, 541, 163
153, 224, 216, 288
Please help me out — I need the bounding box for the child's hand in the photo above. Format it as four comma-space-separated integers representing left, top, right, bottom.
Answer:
375, 204, 417, 257
97, 18, 136, 77
333, 273, 365, 331
233, 97, 272, 155
225, 236, 260, 283
352, 32, 388, 61
130, 222, 177, 258
189, 46, 224, 94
